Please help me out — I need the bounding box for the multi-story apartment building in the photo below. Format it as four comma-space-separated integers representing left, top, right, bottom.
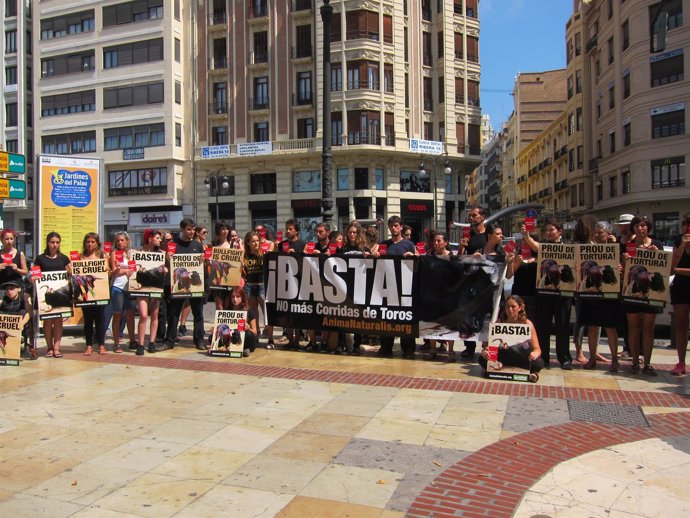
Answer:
194, 0, 482, 241
582, 0, 689, 242
33, 0, 195, 246
2, 0, 34, 248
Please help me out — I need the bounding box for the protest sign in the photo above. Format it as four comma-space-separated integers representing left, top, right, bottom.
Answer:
208, 247, 243, 291
71, 258, 109, 306
485, 322, 532, 382
536, 243, 577, 296
170, 254, 204, 298
576, 243, 620, 299
622, 248, 671, 307
209, 310, 246, 358
0, 314, 23, 366
128, 251, 166, 298
35, 271, 73, 320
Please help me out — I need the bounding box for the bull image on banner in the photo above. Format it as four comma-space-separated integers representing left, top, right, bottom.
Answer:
71, 259, 110, 307
170, 254, 204, 298
0, 314, 23, 366
536, 243, 577, 296
35, 271, 74, 320
485, 323, 532, 382
264, 253, 494, 338
576, 244, 620, 299
128, 251, 166, 298
208, 247, 243, 291
622, 248, 671, 307
209, 310, 246, 358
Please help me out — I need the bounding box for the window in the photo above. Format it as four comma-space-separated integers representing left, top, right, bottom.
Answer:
212, 82, 227, 113
254, 121, 269, 142
337, 168, 349, 190
568, 112, 575, 135
576, 108, 583, 131
103, 38, 164, 69
651, 106, 685, 138
5, 140, 18, 153
5, 103, 17, 126
609, 84, 615, 109
466, 36, 479, 63
347, 110, 381, 144
5, 66, 17, 85
254, 77, 268, 108
609, 131, 616, 153
384, 64, 393, 93
175, 81, 181, 104
567, 75, 573, 99
623, 72, 630, 98
622, 168, 631, 194
653, 213, 681, 243
174, 0, 180, 20
5, 0, 17, 17
609, 175, 617, 198
575, 32, 582, 56
250, 173, 276, 195
212, 126, 227, 145
109, 167, 167, 197
103, 82, 164, 109
623, 121, 631, 146
104, 124, 165, 150
297, 118, 314, 139
293, 171, 321, 193
650, 0, 684, 31
607, 0, 613, 19
346, 10, 379, 41
295, 25, 311, 58
621, 20, 629, 51
26, 67, 32, 89
650, 51, 684, 87
596, 139, 602, 158
42, 131, 96, 154
596, 100, 601, 120
5, 30, 17, 53
103, 0, 164, 27
40, 10, 95, 39
607, 37, 614, 65
567, 38, 573, 64
332, 112, 343, 145
568, 149, 575, 172
253, 31, 268, 63
577, 145, 583, 169
174, 38, 181, 63
41, 90, 96, 116
297, 71, 312, 104
26, 30, 32, 55
331, 65, 342, 91
175, 123, 181, 146
596, 182, 602, 202
41, 51, 95, 77
576, 69, 582, 94
652, 156, 685, 188
354, 167, 369, 190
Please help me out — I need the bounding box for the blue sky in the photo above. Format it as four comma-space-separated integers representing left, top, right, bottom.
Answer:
480, 0, 574, 130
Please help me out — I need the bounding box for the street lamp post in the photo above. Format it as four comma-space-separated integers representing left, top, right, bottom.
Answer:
320, 0, 334, 224
418, 156, 452, 231
203, 167, 229, 234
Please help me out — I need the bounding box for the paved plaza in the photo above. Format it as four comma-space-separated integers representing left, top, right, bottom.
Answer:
1, 326, 689, 517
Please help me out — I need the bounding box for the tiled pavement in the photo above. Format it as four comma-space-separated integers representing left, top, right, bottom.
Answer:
0, 332, 689, 517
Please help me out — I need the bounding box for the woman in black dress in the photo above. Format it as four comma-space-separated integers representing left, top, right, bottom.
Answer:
671, 213, 690, 375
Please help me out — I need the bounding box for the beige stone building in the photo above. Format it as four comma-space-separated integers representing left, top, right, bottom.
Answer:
194, 0, 482, 241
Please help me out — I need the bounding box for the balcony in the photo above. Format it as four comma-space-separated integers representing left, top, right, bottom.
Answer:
423, 53, 433, 66
347, 80, 380, 91
292, 93, 313, 106
292, 45, 312, 59
467, 53, 479, 63
455, 94, 464, 104
346, 131, 382, 145
423, 98, 433, 111
291, 0, 312, 11
588, 157, 600, 172
208, 56, 228, 70
586, 34, 598, 53
468, 96, 480, 107
209, 101, 229, 115
249, 51, 269, 65
346, 30, 381, 42
455, 50, 463, 60
555, 179, 568, 192
517, 175, 526, 184
249, 2, 268, 18
249, 97, 270, 110
208, 11, 227, 27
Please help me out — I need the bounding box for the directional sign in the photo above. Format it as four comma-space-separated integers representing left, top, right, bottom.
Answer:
0, 152, 25, 174
0, 179, 26, 199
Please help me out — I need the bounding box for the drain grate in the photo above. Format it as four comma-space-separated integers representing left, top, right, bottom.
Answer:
568, 400, 650, 427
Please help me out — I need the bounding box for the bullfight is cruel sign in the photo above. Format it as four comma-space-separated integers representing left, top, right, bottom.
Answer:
71, 259, 110, 306
0, 314, 23, 366
264, 253, 495, 339
208, 247, 243, 291
169, 254, 204, 298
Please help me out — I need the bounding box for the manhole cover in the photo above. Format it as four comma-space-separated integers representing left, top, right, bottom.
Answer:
568, 400, 650, 427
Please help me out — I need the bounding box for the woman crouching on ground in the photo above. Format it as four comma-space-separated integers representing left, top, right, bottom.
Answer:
228, 285, 258, 357
479, 295, 544, 382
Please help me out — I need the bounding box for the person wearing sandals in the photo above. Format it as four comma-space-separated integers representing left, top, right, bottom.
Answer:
33, 232, 70, 358
425, 232, 458, 362
579, 221, 622, 373
624, 216, 664, 376
81, 233, 109, 356
670, 213, 690, 376
478, 295, 543, 382
227, 285, 258, 357
243, 231, 272, 348
109, 231, 137, 353
134, 229, 166, 355
210, 220, 233, 311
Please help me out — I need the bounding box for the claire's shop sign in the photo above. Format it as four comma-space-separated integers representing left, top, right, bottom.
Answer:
128, 211, 180, 227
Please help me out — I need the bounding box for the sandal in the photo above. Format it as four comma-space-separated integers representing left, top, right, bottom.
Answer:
99, 346, 108, 355
53, 351, 63, 358
45, 349, 54, 358
528, 372, 539, 383
608, 361, 619, 373
631, 363, 640, 374
83, 346, 93, 356
583, 358, 597, 370
113, 344, 123, 353
642, 364, 658, 377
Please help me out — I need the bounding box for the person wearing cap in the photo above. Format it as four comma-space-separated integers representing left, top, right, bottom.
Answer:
0, 279, 33, 359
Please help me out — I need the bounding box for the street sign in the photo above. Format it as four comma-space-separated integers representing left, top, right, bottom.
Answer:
0, 179, 26, 199
0, 152, 26, 174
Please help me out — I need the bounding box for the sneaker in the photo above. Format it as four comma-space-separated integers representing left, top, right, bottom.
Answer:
642, 364, 658, 377
155, 341, 174, 352
243, 349, 250, 357
178, 325, 187, 336
266, 340, 275, 349
670, 362, 687, 376
561, 361, 573, 370
195, 341, 208, 351
147, 342, 156, 354
135, 345, 145, 356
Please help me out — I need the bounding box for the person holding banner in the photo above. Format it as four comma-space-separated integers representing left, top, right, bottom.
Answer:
426, 232, 458, 362
134, 229, 166, 355
80, 233, 109, 356
278, 220, 307, 350
473, 225, 506, 262
624, 216, 664, 375
228, 285, 258, 357
0, 229, 29, 293
33, 232, 71, 358
479, 295, 543, 382
670, 214, 690, 375
109, 231, 136, 353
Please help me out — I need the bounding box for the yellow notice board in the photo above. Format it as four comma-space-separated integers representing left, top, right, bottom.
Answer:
37, 155, 101, 254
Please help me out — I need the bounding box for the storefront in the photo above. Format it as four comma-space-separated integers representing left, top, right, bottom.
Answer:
401, 200, 434, 242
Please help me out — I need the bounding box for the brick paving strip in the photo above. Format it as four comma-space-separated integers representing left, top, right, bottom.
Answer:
67, 353, 690, 409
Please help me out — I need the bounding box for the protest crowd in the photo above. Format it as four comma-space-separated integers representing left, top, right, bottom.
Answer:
1, 207, 689, 382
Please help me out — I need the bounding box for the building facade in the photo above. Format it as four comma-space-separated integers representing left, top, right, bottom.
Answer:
194, 0, 482, 242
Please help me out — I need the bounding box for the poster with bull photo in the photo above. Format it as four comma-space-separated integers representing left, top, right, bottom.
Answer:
536, 243, 577, 296
0, 314, 23, 366
208, 247, 243, 291
209, 310, 246, 358
71, 259, 109, 307
128, 251, 166, 298
622, 248, 671, 307
35, 271, 74, 320
170, 254, 204, 298
576, 244, 620, 300
485, 322, 532, 382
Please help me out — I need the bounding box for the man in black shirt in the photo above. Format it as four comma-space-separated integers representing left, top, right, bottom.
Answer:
278, 219, 306, 349
159, 217, 206, 351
